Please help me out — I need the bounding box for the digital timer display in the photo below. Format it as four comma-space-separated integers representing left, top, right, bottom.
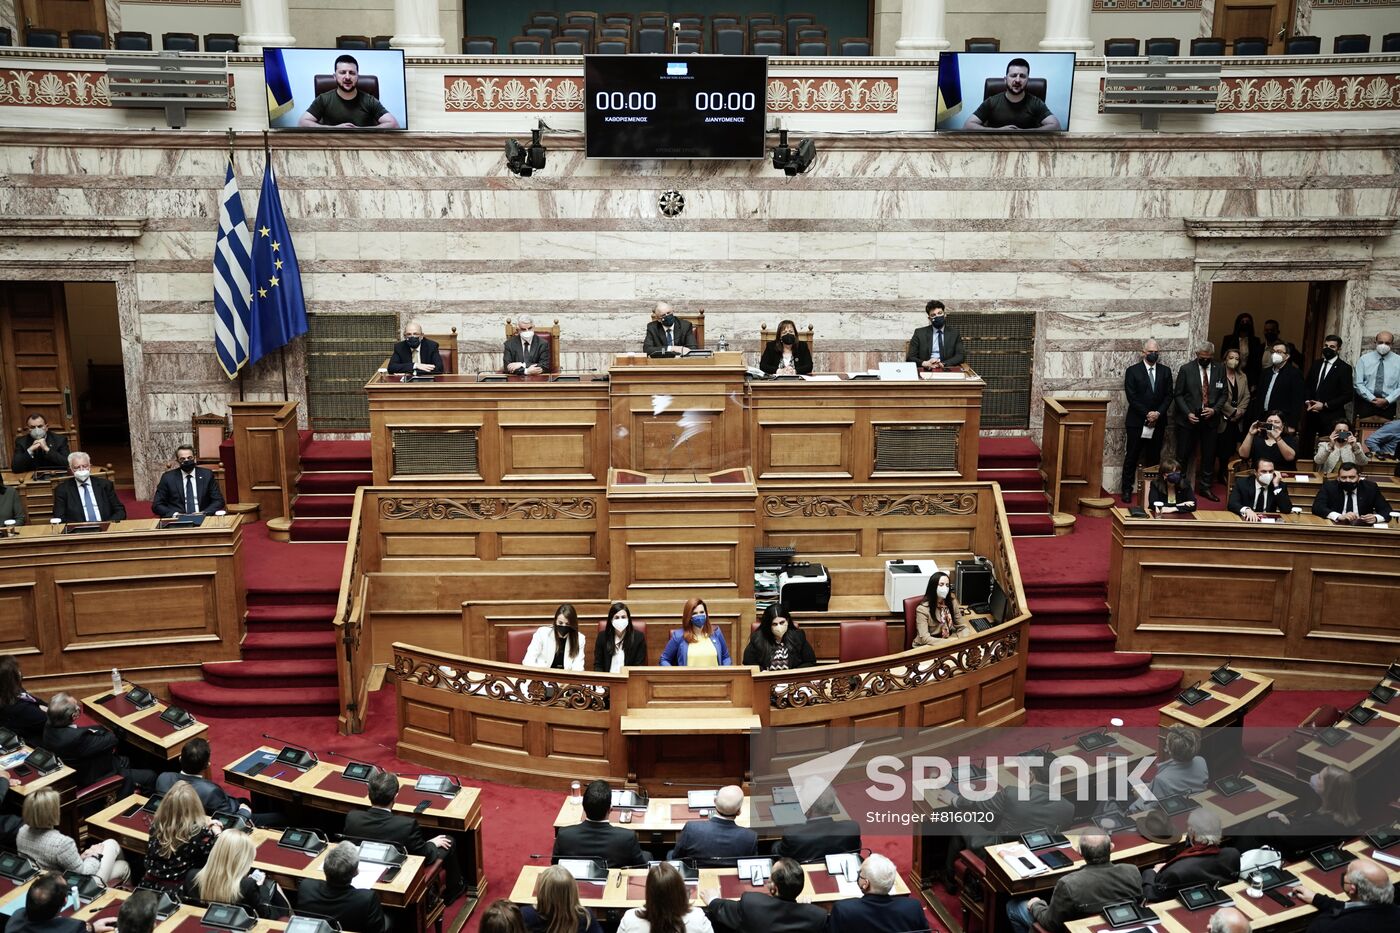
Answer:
584, 55, 768, 160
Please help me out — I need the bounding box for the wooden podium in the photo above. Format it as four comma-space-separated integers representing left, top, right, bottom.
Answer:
608, 352, 749, 473
607, 467, 756, 603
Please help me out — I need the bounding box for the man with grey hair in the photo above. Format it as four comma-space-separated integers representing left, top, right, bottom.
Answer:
504, 314, 550, 374
1121, 337, 1174, 503
297, 841, 390, 933
1208, 906, 1252, 933
1174, 340, 1226, 500
1008, 832, 1141, 933
41, 693, 153, 794
671, 784, 758, 861
52, 451, 125, 522
643, 301, 696, 355
388, 320, 444, 375
828, 852, 930, 932
1141, 808, 1239, 900
1292, 857, 1398, 932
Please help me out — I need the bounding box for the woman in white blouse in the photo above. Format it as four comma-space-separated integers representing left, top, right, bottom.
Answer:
617, 861, 713, 933
522, 603, 587, 671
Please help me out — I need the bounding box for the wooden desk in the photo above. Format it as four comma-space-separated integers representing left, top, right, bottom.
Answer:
222, 746, 486, 910
0, 467, 115, 525
1159, 668, 1274, 763
0, 515, 245, 695
550, 794, 851, 845
1108, 507, 1400, 689
1276, 469, 1400, 513
1296, 712, 1398, 776
75, 890, 292, 932
79, 682, 208, 761
4, 740, 78, 835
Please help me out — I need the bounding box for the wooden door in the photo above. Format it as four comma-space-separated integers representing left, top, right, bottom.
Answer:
1214, 0, 1294, 54
0, 282, 79, 450
17, 0, 107, 39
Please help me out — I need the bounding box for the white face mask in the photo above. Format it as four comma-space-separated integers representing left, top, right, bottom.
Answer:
936, 585, 950, 599
610, 616, 629, 634
73, 469, 91, 482
1378, 343, 1392, 356
771, 622, 789, 639
28, 427, 45, 439
1258, 472, 1274, 486
1270, 352, 1285, 366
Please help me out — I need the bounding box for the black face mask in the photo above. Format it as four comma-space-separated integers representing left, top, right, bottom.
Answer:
1322, 347, 1337, 360
1338, 481, 1358, 491
1144, 351, 1159, 364
555, 625, 573, 639
930, 316, 945, 330
661, 314, 676, 327
179, 459, 197, 473
780, 333, 796, 346
406, 336, 421, 349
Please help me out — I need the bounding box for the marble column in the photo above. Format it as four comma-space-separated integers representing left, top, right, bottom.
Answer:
391, 0, 447, 53
895, 0, 950, 57
1040, 0, 1094, 52
239, 0, 295, 52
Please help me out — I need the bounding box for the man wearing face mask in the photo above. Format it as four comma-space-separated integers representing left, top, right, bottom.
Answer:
906, 300, 967, 372
643, 301, 696, 356
1302, 335, 1354, 455
1121, 338, 1173, 503
1227, 457, 1292, 522
503, 314, 551, 374
52, 452, 125, 523
10, 414, 70, 473
1173, 341, 1226, 501
151, 445, 226, 519
1353, 330, 1399, 420
1312, 462, 1391, 525
387, 322, 443, 376
1253, 341, 1304, 431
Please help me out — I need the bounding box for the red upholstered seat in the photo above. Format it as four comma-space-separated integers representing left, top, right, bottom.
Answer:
838, 619, 887, 663
507, 628, 534, 664
902, 595, 925, 649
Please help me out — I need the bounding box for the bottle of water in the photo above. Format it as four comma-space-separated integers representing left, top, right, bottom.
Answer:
111, 668, 123, 696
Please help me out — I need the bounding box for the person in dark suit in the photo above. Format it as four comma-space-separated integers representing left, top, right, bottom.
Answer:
155, 738, 245, 817
759, 320, 814, 376
387, 321, 444, 375
504, 314, 552, 374
829, 853, 930, 933
905, 300, 967, 371
552, 779, 646, 868
1121, 338, 1173, 502
643, 302, 697, 355
670, 785, 757, 862
1302, 334, 1355, 454
1227, 457, 1293, 520
151, 446, 226, 518
296, 842, 391, 933
702, 857, 828, 933
97, 888, 160, 933
51, 452, 125, 522
1254, 340, 1305, 430
10, 414, 70, 473
1008, 833, 1143, 933
773, 784, 859, 863
593, 601, 647, 673
344, 769, 464, 901
1292, 858, 1399, 933
1312, 462, 1392, 525
1146, 458, 1197, 514
0, 656, 47, 747
40, 693, 153, 796
742, 603, 816, 671
4, 871, 86, 933
1140, 810, 1239, 901
1173, 342, 1226, 500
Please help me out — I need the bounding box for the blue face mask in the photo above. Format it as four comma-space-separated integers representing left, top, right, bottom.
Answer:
1165, 471, 1182, 485
691, 614, 707, 627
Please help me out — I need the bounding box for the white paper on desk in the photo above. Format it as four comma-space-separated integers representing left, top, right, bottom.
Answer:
922, 371, 967, 380
801, 374, 841, 381
352, 863, 387, 889
1292, 474, 1310, 483
1001, 844, 1049, 878
1374, 849, 1400, 869
1375, 523, 1390, 529
1259, 517, 1279, 524
835, 876, 863, 897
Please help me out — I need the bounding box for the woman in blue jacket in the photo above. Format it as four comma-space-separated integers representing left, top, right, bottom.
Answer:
658, 597, 731, 667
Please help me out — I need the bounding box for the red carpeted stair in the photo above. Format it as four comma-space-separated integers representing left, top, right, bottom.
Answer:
978, 436, 1055, 536
289, 438, 371, 543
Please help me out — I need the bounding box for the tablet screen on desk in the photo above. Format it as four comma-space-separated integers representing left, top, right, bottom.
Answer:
687, 790, 718, 810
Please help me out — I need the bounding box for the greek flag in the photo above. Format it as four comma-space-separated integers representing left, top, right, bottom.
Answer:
213, 158, 253, 379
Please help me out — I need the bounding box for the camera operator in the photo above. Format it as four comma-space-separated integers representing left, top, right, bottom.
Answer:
1237, 410, 1298, 469
1314, 419, 1368, 475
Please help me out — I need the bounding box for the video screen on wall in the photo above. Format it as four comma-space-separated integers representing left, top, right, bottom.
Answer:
584, 55, 768, 159
934, 51, 1075, 132
263, 47, 408, 130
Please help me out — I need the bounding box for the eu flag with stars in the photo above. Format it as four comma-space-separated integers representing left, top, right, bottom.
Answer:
247, 153, 307, 368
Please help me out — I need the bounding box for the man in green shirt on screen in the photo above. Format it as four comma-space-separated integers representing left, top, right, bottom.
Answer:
299, 54, 398, 128
965, 57, 1061, 132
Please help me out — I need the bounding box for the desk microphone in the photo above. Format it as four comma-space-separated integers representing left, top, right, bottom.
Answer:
1061, 725, 1110, 742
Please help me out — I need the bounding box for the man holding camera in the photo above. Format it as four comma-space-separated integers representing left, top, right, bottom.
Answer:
1173, 342, 1226, 501
1302, 334, 1354, 454
1312, 461, 1391, 525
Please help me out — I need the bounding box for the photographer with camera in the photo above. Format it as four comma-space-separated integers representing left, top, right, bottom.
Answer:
1315, 419, 1368, 475
1237, 410, 1298, 470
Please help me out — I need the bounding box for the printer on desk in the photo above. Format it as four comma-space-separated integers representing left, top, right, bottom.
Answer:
778, 562, 830, 612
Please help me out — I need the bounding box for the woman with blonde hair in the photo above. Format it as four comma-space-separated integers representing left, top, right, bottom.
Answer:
188, 830, 289, 918
142, 781, 220, 885
17, 787, 129, 884
520, 865, 603, 933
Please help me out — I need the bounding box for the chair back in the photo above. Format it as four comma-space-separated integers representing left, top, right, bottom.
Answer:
560, 26, 593, 49
426, 328, 458, 375
69, 30, 107, 49
902, 596, 925, 650
1189, 37, 1225, 56
752, 40, 781, 56
597, 39, 629, 55
1233, 37, 1268, 55
983, 77, 1048, 100
313, 75, 381, 98
372, 35, 392, 50
1144, 37, 1180, 56
564, 11, 598, 28
600, 24, 630, 40
747, 14, 777, 29
676, 40, 702, 54
1383, 33, 1400, 52
530, 12, 561, 31
204, 33, 238, 53
510, 36, 545, 54
1284, 35, 1320, 54
505, 319, 562, 372
965, 37, 1000, 52
25, 28, 62, 47
714, 26, 745, 55
506, 628, 534, 665
1104, 37, 1140, 56
552, 38, 585, 55
758, 323, 814, 354
1333, 34, 1369, 54
523, 26, 553, 44
635, 26, 667, 54
114, 31, 152, 51
336, 35, 371, 49
637, 12, 670, 29
837, 36, 870, 56
797, 39, 829, 56
0, 26, 11, 46
601, 14, 633, 27
463, 36, 497, 54
839, 620, 888, 663
191, 412, 231, 465
751, 27, 784, 47
785, 13, 816, 54
162, 32, 199, 51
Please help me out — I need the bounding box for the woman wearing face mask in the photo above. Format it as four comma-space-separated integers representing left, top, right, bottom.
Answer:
758, 320, 813, 377
1214, 348, 1251, 484
1314, 419, 1368, 474
1237, 410, 1297, 468
742, 603, 816, 671
523, 603, 587, 671
658, 598, 731, 667
1147, 458, 1196, 514
912, 572, 964, 646
593, 601, 647, 673
1265, 765, 1360, 855
1221, 312, 1262, 386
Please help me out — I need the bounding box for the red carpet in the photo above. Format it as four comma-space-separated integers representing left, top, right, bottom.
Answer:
289, 439, 370, 543
977, 438, 1054, 538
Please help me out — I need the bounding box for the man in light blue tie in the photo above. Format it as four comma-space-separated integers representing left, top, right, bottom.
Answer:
1354, 330, 1399, 421
52, 452, 125, 523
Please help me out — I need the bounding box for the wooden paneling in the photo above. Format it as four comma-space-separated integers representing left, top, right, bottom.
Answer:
0, 582, 39, 652
229, 401, 299, 520
0, 281, 78, 448
1042, 396, 1109, 515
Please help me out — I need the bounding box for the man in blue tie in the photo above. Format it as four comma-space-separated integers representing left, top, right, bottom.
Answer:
151, 445, 225, 518
1354, 330, 1398, 421
51, 452, 125, 523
